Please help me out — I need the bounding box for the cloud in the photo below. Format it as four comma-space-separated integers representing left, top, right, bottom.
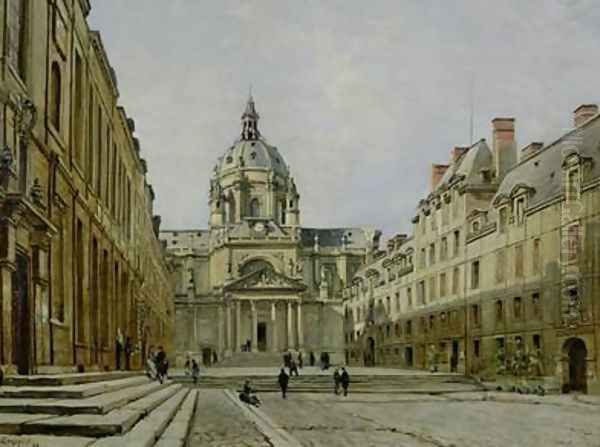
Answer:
89, 0, 600, 236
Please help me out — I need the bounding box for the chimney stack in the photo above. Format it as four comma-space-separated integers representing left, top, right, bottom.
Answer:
431, 164, 449, 191
451, 146, 469, 163
492, 117, 516, 180
520, 142, 543, 162
574, 104, 598, 127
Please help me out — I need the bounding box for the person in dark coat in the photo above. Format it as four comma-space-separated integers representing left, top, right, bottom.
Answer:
298, 352, 303, 369
340, 367, 350, 396
191, 359, 200, 385
309, 351, 315, 367
289, 359, 299, 377
155, 346, 168, 384
239, 379, 261, 407
333, 368, 341, 395
115, 329, 124, 371
124, 336, 133, 371
278, 368, 289, 399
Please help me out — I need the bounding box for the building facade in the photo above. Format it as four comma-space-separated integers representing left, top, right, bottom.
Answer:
0, 0, 174, 374
344, 106, 600, 394
160, 97, 380, 366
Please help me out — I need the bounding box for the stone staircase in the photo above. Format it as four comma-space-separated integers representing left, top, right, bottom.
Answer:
0, 372, 198, 446
217, 352, 285, 367
178, 370, 485, 394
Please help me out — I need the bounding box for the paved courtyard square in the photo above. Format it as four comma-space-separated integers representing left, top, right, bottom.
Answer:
190, 389, 600, 447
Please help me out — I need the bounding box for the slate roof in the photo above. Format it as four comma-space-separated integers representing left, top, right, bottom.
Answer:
494, 114, 600, 209
434, 139, 493, 192
216, 138, 289, 178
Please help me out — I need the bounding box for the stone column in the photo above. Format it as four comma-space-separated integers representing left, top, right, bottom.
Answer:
217, 305, 224, 358
1, 218, 16, 368
225, 303, 232, 356
235, 300, 242, 352
296, 301, 303, 351
271, 301, 278, 352
287, 301, 294, 350
251, 301, 258, 353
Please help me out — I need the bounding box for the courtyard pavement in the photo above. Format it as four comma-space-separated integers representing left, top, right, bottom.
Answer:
172, 366, 457, 377
189, 388, 600, 447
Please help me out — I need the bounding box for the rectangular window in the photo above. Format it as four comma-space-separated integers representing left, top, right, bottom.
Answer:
429, 243, 435, 266
87, 89, 94, 181
74, 52, 84, 167
533, 238, 541, 274
533, 334, 541, 350
453, 230, 460, 257
8, 0, 28, 79
96, 106, 103, 194
452, 266, 460, 295
406, 320, 412, 336
418, 280, 426, 305
395, 292, 400, 312
441, 236, 448, 261
471, 260, 480, 289
513, 297, 522, 319
532, 292, 541, 318
515, 244, 524, 278
515, 198, 525, 225
495, 300, 504, 323
471, 304, 480, 326
429, 276, 436, 301
567, 169, 580, 203
440, 272, 447, 297
420, 248, 426, 268
473, 339, 481, 358
407, 287, 413, 308
496, 249, 505, 284
75, 219, 85, 343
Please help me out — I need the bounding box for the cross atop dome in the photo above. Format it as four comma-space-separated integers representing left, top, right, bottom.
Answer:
241, 94, 260, 140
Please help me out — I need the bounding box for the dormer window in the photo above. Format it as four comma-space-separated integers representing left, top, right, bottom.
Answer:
566, 168, 580, 203
472, 220, 480, 233
515, 197, 525, 225
498, 207, 508, 233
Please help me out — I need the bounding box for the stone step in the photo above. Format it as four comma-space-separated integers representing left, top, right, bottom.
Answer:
231, 385, 484, 394
0, 376, 150, 400
0, 379, 164, 415
93, 388, 190, 447
154, 389, 198, 447
0, 434, 95, 447
5, 371, 141, 387
2, 384, 182, 437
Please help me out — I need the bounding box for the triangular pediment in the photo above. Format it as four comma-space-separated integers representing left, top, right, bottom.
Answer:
224, 267, 306, 292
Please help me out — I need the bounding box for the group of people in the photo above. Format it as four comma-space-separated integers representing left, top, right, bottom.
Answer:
242, 364, 351, 403
184, 354, 201, 385
115, 329, 134, 371
145, 346, 169, 384
283, 351, 302, 376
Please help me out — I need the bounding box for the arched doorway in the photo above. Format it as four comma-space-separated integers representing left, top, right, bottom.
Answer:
563, 338, 587, 393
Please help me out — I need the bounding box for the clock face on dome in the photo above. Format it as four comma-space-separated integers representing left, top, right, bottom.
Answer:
254, 222, 265, 232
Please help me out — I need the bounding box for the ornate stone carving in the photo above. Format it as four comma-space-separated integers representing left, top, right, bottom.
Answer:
30, 178, 46, 210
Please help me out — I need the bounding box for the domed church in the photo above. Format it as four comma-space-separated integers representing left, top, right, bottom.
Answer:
160, 96, 381, 366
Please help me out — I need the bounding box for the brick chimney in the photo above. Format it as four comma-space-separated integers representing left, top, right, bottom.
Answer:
431, 164, 449, 190
574, 104, 598, 127
492, 118, 516, 180
451, 146, 469, 163
520, 142, 543, 162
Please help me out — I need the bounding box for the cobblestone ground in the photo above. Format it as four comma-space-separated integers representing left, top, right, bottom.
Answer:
187, 390, 271, 447
257, 392, 600, 447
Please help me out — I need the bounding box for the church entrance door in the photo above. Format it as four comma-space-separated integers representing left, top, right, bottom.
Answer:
12, 254, 32, 375
564, 338, 587, 393
257, 322, 267, 352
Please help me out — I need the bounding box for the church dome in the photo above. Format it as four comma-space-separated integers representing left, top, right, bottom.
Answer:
215, 96, 289, 178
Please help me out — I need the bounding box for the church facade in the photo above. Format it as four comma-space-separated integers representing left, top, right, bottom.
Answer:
160, 97, 380, 366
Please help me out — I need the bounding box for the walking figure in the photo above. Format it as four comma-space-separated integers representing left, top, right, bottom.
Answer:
333, 368, 341, 395
155, 346, 169, 384
124, 336, 133, 371
191, 359, 200, 385
289, 358, 299, 377
278, 368, 289, 399
115, 329, 124, 371
309, 351, 315, 367
340, 367, 350, 396
298, 352, 303, 369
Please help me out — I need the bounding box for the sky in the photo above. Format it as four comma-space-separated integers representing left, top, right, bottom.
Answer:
89, 0, 600, 238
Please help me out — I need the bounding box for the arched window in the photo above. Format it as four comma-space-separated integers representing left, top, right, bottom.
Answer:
50, 62, 61, 131
240, 259, 273, 276
249, 198, 260, 217
226, 194, 236, 223
280, 199, 287, 224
